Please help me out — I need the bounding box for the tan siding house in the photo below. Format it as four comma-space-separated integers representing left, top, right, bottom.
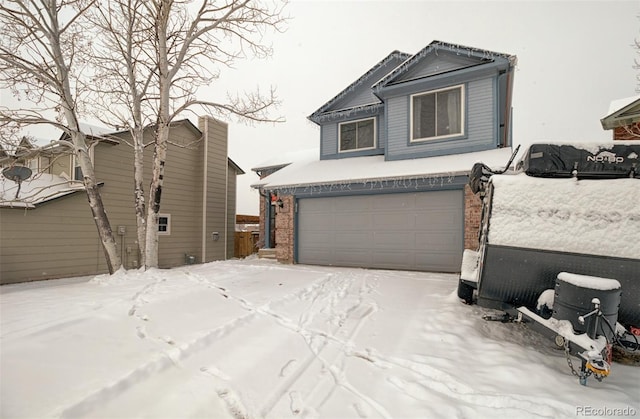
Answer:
0, 116, 243, 284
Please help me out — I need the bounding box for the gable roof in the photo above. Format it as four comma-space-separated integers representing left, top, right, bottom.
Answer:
601, 95, 640, 130
308, 50, 411, 123
373, 40, 516, 92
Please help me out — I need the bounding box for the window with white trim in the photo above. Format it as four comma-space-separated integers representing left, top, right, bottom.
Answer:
158, 214, 171, 235
339, 118, 375, 152
411, 85, 464, 141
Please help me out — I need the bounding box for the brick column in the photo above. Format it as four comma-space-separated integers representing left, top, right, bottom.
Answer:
274, 195, 295, 263
464, 185, 482, 250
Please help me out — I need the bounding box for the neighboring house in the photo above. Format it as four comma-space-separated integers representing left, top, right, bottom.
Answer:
601, 95, 640, 140
0, 116, 243, 284
253, 40, 517, 273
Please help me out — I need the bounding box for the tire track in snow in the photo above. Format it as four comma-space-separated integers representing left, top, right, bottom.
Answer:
254, 272, 391, 419
351, 351, 577, 418
57, 273, 330, 419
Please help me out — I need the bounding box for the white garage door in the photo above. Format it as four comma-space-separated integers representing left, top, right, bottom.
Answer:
297, 190, 463, 272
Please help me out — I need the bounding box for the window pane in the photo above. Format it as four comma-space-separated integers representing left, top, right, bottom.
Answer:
436, 88, 461, 136
340, 123, 357, 151
158, 217, 168, 232
357, 119, 374, 148
413, 94, 435, 139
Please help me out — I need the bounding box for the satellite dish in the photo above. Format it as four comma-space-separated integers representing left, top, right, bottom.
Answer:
3, 165, 32, 182
2, 165, 32, 199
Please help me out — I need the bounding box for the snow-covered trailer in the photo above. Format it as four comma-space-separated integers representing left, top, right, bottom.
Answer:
459, 143, 640, 385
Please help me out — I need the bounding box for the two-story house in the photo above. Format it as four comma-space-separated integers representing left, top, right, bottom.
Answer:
253, 41, 517, 273
0, 116, 242, 284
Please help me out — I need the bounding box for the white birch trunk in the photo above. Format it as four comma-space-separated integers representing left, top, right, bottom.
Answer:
73, 137, 122, 273
144, 0, 171, 269
133, 131, 146, 268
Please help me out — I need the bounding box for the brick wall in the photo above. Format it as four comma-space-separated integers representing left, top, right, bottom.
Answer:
613, 123, 640, 141
274, 195, 295, 263
464, 184, 482, 251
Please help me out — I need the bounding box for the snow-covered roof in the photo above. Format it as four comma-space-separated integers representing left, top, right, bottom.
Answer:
251, 148, 318, 172
604, 95, 640, 118
372, 40, 516, 92
601, 94, 640, 130
0, 173, 85, 209
253, 148, 515, 190
308, 51, 410, 122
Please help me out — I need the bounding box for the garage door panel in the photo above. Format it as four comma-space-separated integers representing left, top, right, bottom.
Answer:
298, 191, 463, 272
373, 195, 414, 210
335, 249, 372, 265
372, 231, 414, 247
372, 212, 411, 229
415, 210, 459, 227
415, 232, 461, 247
298, 231, 330, 246
372, 250, 411, 266
335, 198, 372, 211
415, 192, 458, 208
335, 213, 370, 228
335, 231, 370, 246
301, 249, 332, 264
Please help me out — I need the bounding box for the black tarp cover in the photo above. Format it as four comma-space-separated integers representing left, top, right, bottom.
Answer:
517, 143, 640, 178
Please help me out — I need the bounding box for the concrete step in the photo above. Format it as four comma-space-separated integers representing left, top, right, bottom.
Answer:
258, 248, 277, 259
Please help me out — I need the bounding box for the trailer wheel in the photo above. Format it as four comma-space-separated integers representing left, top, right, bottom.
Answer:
457, 279, 474, 304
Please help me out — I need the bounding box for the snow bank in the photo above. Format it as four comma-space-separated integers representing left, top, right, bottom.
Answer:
557, 272, 622, 291
487, 174, 640, 259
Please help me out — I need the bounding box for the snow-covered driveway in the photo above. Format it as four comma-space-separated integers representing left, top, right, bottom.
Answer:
1, 259, 638, 418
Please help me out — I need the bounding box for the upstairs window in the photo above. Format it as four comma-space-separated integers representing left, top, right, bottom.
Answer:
411, 85, 464, 141
339, 118, 375, 152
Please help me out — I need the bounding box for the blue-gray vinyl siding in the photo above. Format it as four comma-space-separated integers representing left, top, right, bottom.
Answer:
394, 52, 482, 83
386, 77, 496, 160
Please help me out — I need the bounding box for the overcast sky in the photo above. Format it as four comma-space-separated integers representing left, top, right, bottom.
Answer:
2, 1, 638, 215
217, 0, 639, 215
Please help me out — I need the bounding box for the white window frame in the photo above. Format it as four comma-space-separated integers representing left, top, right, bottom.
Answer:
338, 117, 377, 153
158, 213, 171, 236
410, 84, 465, 142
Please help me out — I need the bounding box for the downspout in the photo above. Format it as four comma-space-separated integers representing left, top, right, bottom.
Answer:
201, 123, 208, 263
259, 188, 270, 248
502, 60, 516, 148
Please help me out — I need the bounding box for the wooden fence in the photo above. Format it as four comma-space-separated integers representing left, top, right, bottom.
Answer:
234, 231, 259, 258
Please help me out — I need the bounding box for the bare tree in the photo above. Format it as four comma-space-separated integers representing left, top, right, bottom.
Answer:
89, 0, 286, 268
0, 0, 122, 273
87, 0, 156, 266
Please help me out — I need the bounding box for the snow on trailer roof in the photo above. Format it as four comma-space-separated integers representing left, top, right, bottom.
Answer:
253, 147, 514, 190
487, 174, 640, 259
